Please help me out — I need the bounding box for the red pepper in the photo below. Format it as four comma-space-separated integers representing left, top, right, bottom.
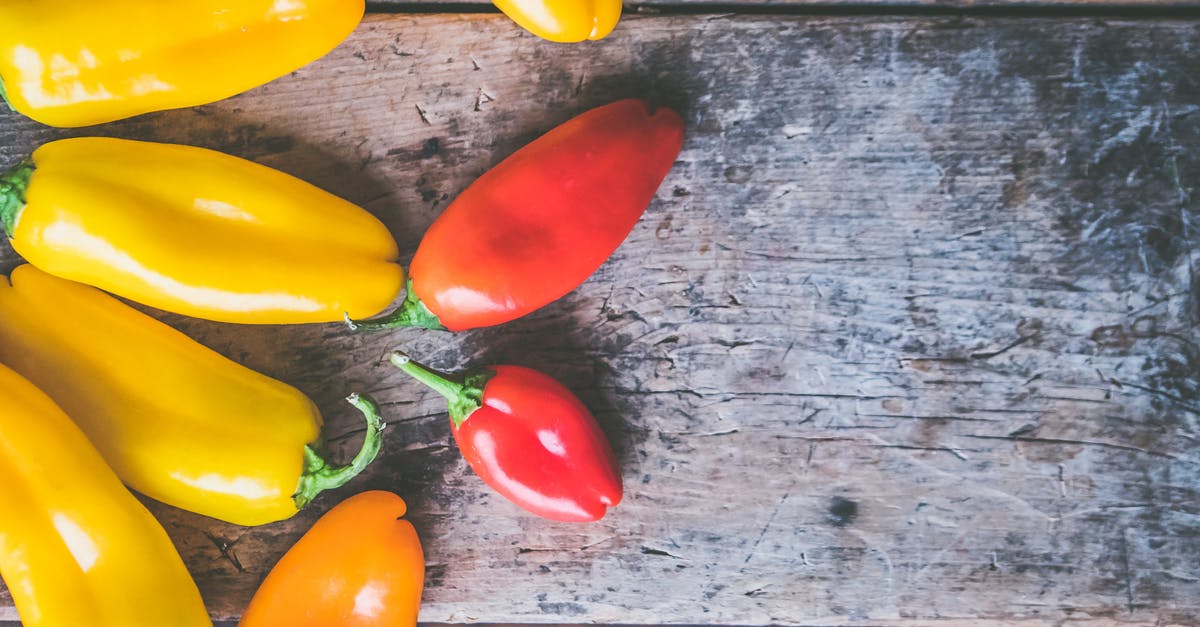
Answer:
350, 99, 684, 332
390, 352, 622, 522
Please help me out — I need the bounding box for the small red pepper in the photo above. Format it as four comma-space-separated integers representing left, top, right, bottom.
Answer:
390, 351, 622, 522
350, 99, 684, 332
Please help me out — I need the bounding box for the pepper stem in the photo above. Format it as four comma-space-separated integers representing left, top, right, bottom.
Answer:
389, 351, 492, 428
346, 278, 446, 332
0, 158, 34, 237
0, 76, 12, 112
292, 392, 387, 510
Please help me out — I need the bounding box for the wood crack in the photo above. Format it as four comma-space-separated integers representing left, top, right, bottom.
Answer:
963, 434, 1186, 462
204, 531, 246, 573
859, 413, 998, 423
744, 490, 790, 565
870, 443, 970, 460
1121, 529, 1136, 614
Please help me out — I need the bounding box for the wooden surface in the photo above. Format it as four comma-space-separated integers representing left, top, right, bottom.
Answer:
2, 11, 1200, 626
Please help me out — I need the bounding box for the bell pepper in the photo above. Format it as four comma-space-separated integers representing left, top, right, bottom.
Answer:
239, 491, 425, 627
0, 0, 365, 128
0, 264, 386, 527
0, 363, 211, 627
390, 352, 622, 522
493, 0, 622, 43
349, 99, 683, 332
0, 137, 404, 324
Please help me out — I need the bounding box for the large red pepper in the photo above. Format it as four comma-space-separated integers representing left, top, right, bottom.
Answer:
350, 99, 684, 332
390, 352, 622, 522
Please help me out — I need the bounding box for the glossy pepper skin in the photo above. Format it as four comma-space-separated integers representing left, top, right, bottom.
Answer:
391, 352, 622, 522
239, 491, 425, 627
0, 137, 404, 324
0, 363, 212, 627
0, 0, 364, 128
350, 99, 683, 333
0, 265, 386, 527
493, 0, 622, 43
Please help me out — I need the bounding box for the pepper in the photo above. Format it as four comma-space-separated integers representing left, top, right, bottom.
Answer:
0, 137, 404, 324
0, 363, 211, 627
391, 352, 622, 522
0, 0, 365, 128
0, 264, 386, 527
350, 99, 683, 332
492, 0, 622, 43
239, 491, 425, 627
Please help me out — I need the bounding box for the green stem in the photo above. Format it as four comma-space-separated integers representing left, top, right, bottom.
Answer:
0, 157, 34, 237
292, 392, 387, 510
346, 278, 446, 332
389, 351, 492, 428
0, 75, 12, 112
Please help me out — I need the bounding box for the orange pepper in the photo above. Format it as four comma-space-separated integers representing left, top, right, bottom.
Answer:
239, 491, 425, 627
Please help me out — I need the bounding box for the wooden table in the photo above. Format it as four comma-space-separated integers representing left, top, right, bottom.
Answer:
1, 3, 1198, 626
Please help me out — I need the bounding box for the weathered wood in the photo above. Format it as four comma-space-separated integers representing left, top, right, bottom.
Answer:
0, 12, 1198, 626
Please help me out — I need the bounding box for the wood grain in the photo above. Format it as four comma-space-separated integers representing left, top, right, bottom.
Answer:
0, 12, 1198, 626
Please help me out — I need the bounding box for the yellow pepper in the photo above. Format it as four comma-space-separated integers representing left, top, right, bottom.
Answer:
0, 137, 404, 324
0, 362, 211, 627
0, 264, 387, 527
0, 0, 365, 128
493, 0, 622, 42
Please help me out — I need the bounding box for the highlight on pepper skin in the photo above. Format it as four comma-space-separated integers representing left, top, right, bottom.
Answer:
492, 0, 622, 42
